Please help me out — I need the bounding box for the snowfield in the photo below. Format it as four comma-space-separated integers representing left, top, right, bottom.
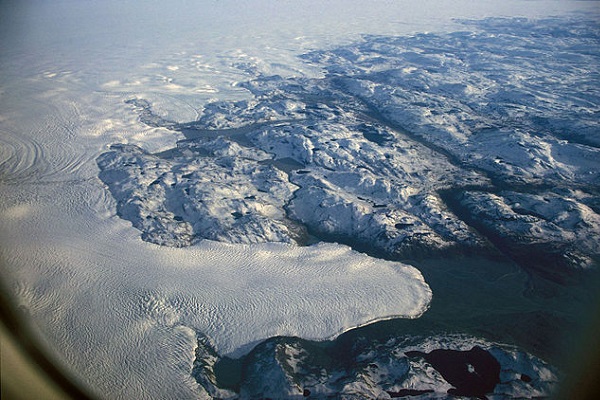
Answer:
1, 1, 599, 399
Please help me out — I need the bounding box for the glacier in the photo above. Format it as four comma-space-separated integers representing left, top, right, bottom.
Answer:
1, 1, 600, 399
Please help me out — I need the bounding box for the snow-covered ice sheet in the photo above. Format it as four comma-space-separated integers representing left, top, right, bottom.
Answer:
1, 1, 599, 399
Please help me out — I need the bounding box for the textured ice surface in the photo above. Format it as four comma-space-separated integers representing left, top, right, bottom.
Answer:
2, 1, 600, 399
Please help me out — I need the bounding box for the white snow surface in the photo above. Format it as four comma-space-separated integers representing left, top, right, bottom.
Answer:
1, 1, 599, 399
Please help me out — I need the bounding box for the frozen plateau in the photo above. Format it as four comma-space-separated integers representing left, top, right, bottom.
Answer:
1, 1, 600, 399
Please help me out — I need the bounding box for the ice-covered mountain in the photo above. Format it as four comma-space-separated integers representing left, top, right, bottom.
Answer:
99, 17, 600, 275
196, 333, 558, 399
2, 1, 600, 398
203, 334, 558, 399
